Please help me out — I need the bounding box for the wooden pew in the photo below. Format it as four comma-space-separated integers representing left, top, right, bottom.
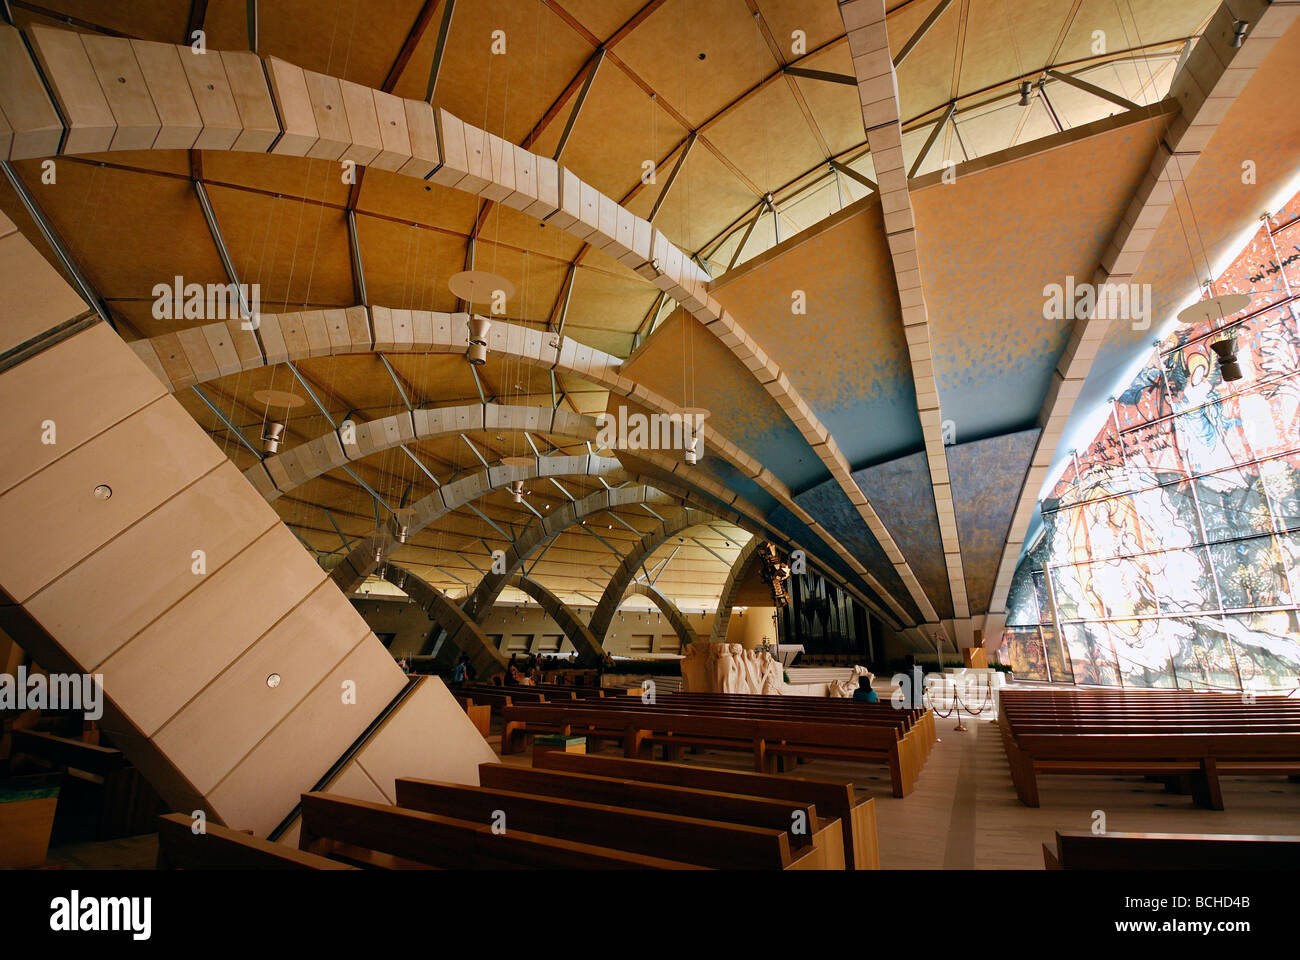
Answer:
298, 793, 702, 869
501, 700, 919, 796
476, 762, 844, 868
635, 691, 935, 755
452, 695, 491, 738
1043, 830, 1300, 870
646, 692, 935, 767
10, 729, 125, 777
531, 751, 880, 869
156, 813, 357, 869
10, 729, 166, 839
999, 690, 1300, 808
394, 777, 819, 869
448, 685, 545, 715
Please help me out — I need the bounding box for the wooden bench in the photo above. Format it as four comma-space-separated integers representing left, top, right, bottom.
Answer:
452, 696, 492, 738
1043, 830, 1300, 870
394, 777, 820, 869
297, 792, 702, 869
647, 692, 935, 768
10, 729, 126, 777
449, 686, 546, 715
502, 702, 917, 796
1000, 691, 1300, 808
156, 813, 357, 870
532, 750, 880, 869
10, 729, 166, 839
647, 692, 936, 753
502, 693, 930, 787
476, 761, 844, 868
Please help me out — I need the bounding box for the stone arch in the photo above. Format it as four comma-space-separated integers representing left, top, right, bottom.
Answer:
587, 508, 714, 643
620, 582, 701, 649
125, 301, 890, 619
505, 574, 605, 665
456, 485, 687, 628
245, 403, 598, 501
14, 21, 1257, 625
710, 536, 766, 643
326, 455, 626, 594
377, 564, 506, 678
0, 21, 932, 626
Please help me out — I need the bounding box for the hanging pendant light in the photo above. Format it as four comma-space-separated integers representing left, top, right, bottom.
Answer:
682, 408, 709, 465
1210, 336, 1243, 381
466, 316, 491, 365
261, 421, 286, 454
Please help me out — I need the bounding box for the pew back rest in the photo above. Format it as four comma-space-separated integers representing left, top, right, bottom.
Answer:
393, 777, 801, 870
505, 705, 900, 748
156, 813, 357, 869
476, 762, 819, 839
532, 751, 879, 869
297, 792, 700, 870
1050, 830, 1300, 870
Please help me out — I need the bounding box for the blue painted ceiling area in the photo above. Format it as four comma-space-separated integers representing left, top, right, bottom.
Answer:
852, 452, 953, 621
947, 428, 1041, 615
792, 478, 922, 624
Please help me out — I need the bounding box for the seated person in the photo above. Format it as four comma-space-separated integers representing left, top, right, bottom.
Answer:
852, 680, 879, 703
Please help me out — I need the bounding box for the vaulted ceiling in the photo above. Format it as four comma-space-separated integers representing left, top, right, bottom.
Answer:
2, 0, 1296, 642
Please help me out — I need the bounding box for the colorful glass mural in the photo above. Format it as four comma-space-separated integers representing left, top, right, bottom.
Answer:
998, 197, 1300, 693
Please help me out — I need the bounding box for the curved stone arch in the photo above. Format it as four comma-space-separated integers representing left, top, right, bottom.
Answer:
326, 454, 627, 594
620, 582, 701, 649
505, 574, 605, 665
617, 449, 903, 631
457, 485, 694, 627
245, 403, 599, 501
128, 303, 907, 619
375, 564, 507, 677
710, 536, 766, 644
19, 23, 1269, 624
587, 507, 716, 644
3, 19, 936, 622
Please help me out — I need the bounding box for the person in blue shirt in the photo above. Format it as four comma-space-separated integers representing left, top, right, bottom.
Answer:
451, 654, 470, 684
853, 681, 879, 703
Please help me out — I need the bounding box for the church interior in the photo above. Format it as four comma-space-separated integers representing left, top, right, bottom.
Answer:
1, 0, 1299, 900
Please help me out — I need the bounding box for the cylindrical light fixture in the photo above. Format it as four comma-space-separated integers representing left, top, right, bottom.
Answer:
1018, 81, 1032, 106
1232, 19, 1249, 46
262, 420, 286, 454
682, 407, 708, 465
1210, 336, 1243, 382
509, 479, 525, 503
467, 316, 491, 365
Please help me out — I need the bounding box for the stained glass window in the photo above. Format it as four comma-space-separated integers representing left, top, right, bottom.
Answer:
997, 198, 1300, 693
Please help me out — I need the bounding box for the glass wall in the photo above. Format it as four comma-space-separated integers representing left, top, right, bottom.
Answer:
998, 193, 1300, 692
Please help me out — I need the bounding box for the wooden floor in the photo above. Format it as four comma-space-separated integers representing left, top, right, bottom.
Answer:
490, 711, 1300, 869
